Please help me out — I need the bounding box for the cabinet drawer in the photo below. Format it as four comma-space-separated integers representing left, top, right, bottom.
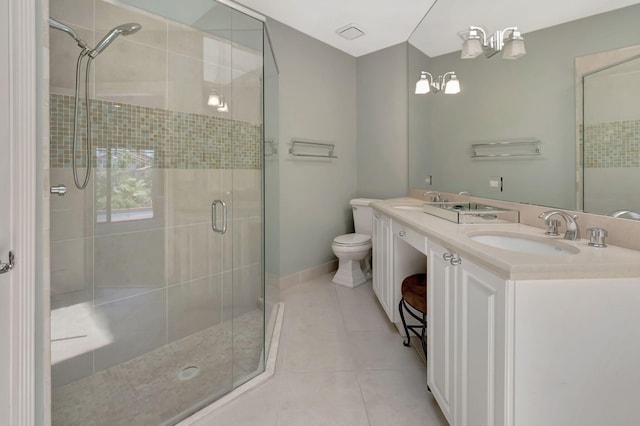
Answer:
391, 220, 426, 253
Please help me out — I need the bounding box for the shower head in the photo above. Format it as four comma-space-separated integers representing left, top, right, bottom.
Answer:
89, 23, 142, 58
49, 17, 90, 50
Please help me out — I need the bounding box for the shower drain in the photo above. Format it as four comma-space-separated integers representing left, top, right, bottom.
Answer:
178, 365, 200, 381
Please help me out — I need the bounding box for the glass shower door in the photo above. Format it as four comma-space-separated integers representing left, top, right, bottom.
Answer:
49, 0, 266, 424
226, 8, 266, 388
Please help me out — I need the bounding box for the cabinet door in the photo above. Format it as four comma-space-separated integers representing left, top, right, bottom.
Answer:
456, 259, 507, 426
427, 241, 456, 424
372, 211, 393, 321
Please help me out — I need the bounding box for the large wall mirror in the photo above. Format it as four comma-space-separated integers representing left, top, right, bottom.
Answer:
408, 2, 640, 215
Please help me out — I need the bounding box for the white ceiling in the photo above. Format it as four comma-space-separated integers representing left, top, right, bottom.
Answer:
233, 0, 640, 58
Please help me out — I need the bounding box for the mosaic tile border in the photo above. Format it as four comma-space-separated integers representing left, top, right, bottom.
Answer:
583, 120, 640, 168
50, 93, 262, 170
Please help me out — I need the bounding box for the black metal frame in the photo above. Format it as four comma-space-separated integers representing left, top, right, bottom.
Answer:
399, 298, 427, 360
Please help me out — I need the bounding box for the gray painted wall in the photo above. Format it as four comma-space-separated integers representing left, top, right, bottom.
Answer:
267, 19, 358, 277
408, 44, 432, 189
356, 43, 409, 198
409, 4, 640, 209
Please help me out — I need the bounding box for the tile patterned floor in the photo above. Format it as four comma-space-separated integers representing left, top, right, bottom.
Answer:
52, 310, 264, 426
193, 273, 448, 426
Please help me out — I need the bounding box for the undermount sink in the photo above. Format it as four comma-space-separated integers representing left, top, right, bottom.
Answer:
469, 232, 580, 256
392, 205, 423, 211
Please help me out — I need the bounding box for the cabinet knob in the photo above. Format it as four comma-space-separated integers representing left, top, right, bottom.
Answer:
450, 255, 462, 266
374, 213, 381, 219
399, 230, 406, 237
443, 252, 453, 261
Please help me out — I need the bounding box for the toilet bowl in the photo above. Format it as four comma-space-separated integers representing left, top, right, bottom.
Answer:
331, 198, 378, 288
331, 234, 372, 287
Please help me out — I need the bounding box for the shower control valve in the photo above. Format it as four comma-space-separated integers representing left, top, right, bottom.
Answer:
50, 185, 68, 196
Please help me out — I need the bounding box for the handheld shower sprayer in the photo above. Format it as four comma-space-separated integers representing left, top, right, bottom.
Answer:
89, 23, 142, 58
48, 17, 142, 190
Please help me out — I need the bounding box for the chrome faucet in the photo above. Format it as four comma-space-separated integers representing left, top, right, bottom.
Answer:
538, 210, 580, 240
610, 210, 640, 220
423, 191, 441, 203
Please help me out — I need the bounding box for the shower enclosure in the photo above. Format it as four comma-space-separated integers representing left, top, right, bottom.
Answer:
48, 0, 278, 424
582, 52, 640, 216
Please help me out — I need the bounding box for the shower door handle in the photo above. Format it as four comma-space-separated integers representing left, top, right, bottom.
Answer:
211, 200, 227, 234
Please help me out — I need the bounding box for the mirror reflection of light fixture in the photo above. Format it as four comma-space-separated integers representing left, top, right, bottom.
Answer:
207, 90, 223, 107
217, 101, 228, 112
460, 26, 526, 60
414, 71, 461, 95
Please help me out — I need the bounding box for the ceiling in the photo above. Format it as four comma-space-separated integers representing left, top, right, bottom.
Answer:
232, 0, 640, 57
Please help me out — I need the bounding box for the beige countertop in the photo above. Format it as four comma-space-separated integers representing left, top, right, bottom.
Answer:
372, 197, 640, 281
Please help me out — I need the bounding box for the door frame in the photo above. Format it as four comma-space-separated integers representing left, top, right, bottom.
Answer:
2, 0, 39, 424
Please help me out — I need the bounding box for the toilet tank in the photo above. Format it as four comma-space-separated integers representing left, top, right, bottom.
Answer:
350, 198, 379, 236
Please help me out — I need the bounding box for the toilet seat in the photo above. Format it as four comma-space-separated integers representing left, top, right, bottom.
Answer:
333, 233, 371, 247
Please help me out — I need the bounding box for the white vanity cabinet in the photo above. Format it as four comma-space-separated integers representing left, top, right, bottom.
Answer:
372, 210, 394, 321
427, 241, 456, 423
372, 198, 640, 426
428, 240, 509, 426
455, 254, 508, 426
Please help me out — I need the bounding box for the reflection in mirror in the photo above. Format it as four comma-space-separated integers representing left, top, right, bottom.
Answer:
408, 3, 640, 213
583, 53, 640, 218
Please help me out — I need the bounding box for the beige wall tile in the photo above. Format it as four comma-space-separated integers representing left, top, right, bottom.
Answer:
50, 168, 94, 241
50, 237, 93, 307
94, 38, 167, 108
93, 289, 167, 372
49, 27, 94, 96
95, 0, 167, 51
93, 229, 166, 305
167, 274, 224, 342
168, 52, 206, 115
50, 0, 94, 29
168, 22, 203, 60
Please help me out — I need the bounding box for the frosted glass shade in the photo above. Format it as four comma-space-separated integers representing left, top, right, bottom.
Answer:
503, 39, 526, 59
415, 76, 431, 94
461, 38, 483, 59
207, 91, 223, 107
444, 76, 461, 94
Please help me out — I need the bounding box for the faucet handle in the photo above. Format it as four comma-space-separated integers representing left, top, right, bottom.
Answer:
587, 227, 608, 248
544, 219, 561, 236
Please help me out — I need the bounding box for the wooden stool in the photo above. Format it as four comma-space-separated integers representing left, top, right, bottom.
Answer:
398, 273, 427, 358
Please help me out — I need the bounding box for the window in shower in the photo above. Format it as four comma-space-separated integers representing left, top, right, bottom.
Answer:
95, 148, 155, 223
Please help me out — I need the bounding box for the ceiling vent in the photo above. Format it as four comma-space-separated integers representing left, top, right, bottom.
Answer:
336, 23, 366, 40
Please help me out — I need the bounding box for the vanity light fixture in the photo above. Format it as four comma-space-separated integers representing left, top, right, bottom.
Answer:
415, 71, 461, 94
460, 26, 526, 60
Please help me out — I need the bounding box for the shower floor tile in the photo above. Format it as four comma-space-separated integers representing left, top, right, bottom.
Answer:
51, 310, 264, 426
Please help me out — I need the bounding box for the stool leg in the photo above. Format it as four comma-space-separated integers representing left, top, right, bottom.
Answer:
420, 311, 427, 360
399, 299, 411, 347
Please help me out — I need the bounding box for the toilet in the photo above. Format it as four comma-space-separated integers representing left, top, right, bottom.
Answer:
331, 198, 378, 288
